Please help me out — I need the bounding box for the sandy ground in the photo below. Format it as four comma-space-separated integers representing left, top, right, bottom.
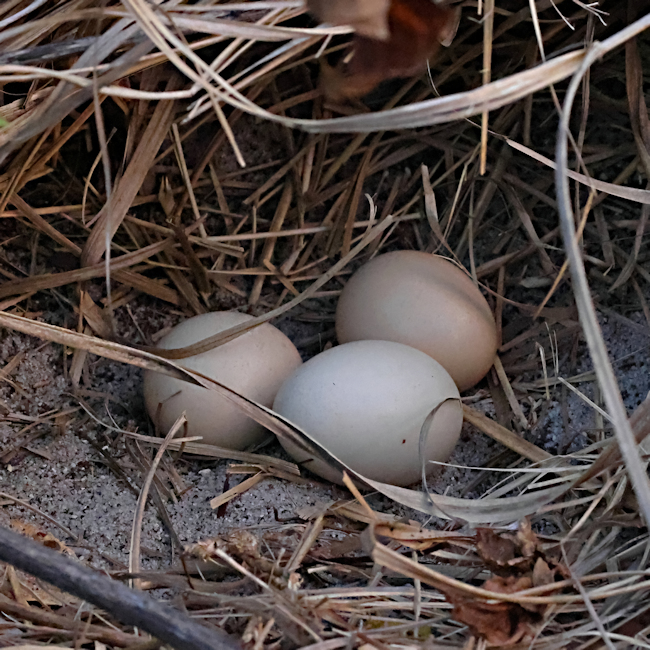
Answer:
0, 302, 648, 570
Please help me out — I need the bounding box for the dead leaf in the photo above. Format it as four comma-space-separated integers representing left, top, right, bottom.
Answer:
532, 557, 554, 588
6, 566, 30, 606
449, 596, 534, 646
483, 574, 543, 616
0, 565, 69, 607
10, 520, 74, 557
321, 0, 460, 100
375, 520, 472, 551
476, 528, 517, 568
307, 0, 391, 40
309, 533, 363, 559
476, 521, 547, 574
78, 291, 112, 339
483, 574, 534, 596
445, 574, 542, 645
515, 518, 537, 558
158, 176, 175, 218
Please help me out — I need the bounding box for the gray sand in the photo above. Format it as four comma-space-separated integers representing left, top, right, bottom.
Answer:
0, 308, 648, 569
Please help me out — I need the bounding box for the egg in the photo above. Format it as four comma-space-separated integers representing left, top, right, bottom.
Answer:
144, 311, 302, 449
273, 340, 462, 486
335, 251, 497, 390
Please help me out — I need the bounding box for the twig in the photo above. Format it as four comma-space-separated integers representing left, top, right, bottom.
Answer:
0, 524, 241, 650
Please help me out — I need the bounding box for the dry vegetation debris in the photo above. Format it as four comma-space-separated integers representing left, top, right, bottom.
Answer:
0, 0, 650, 648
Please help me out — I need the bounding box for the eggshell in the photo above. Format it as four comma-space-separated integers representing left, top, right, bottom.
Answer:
273, 340, 462, 486
144, 312, 302, 449
336, 251, 497, 390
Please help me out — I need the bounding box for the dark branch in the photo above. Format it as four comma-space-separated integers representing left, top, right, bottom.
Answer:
0, 524, 241, 650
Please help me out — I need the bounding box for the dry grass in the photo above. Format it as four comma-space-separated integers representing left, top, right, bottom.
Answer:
0, 0, 650, 648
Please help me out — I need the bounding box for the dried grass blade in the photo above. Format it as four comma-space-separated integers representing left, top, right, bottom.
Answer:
479, 0, 494, 175
368, 525, 563, 605
0, 238, 172, 300
149, 212, 396, 359
0, 21, 151, 166
462, 405, 550, 464
210, 472, 265, 510
293, 50, 586, 132
554, 15, 650, 528
361, 475, 574, 524
507, 139, 650, 205
576, 393, 650, 486
81, 76, 179, 267
129, 414, 186, 589
109, 432, 300, 475
9, 193, 81, 254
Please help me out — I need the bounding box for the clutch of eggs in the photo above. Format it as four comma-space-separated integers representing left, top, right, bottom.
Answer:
143, 311, 302, 449
273, 340, 462, 487
141, 251, 493, 487
336, 251, 497, 391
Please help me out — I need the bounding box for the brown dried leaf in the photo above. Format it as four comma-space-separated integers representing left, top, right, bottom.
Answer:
449, 596, 534, 646
307, 0, 391, 40
375, 520, 472, 551
309, 533, 363, 560
532, 557, 554, 588
79, 291, 112, 339
1, 564, 69, 607
476, 521, 543, 574
446, 575, 542, 645
10, 520, 74, 557
322, 0, 459, 100
483, 574, 534, 596
158, 176, 175, 218
476, 528, 517, 567
483, 574, 543, 616
515, 518, 538, 558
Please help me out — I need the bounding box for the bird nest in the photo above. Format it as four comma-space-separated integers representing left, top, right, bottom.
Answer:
0, 0, 650, 648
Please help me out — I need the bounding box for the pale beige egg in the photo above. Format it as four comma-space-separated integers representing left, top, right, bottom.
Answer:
273, 340, 462, 486
144, 311, 302, 449
336, 251, 497, 390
